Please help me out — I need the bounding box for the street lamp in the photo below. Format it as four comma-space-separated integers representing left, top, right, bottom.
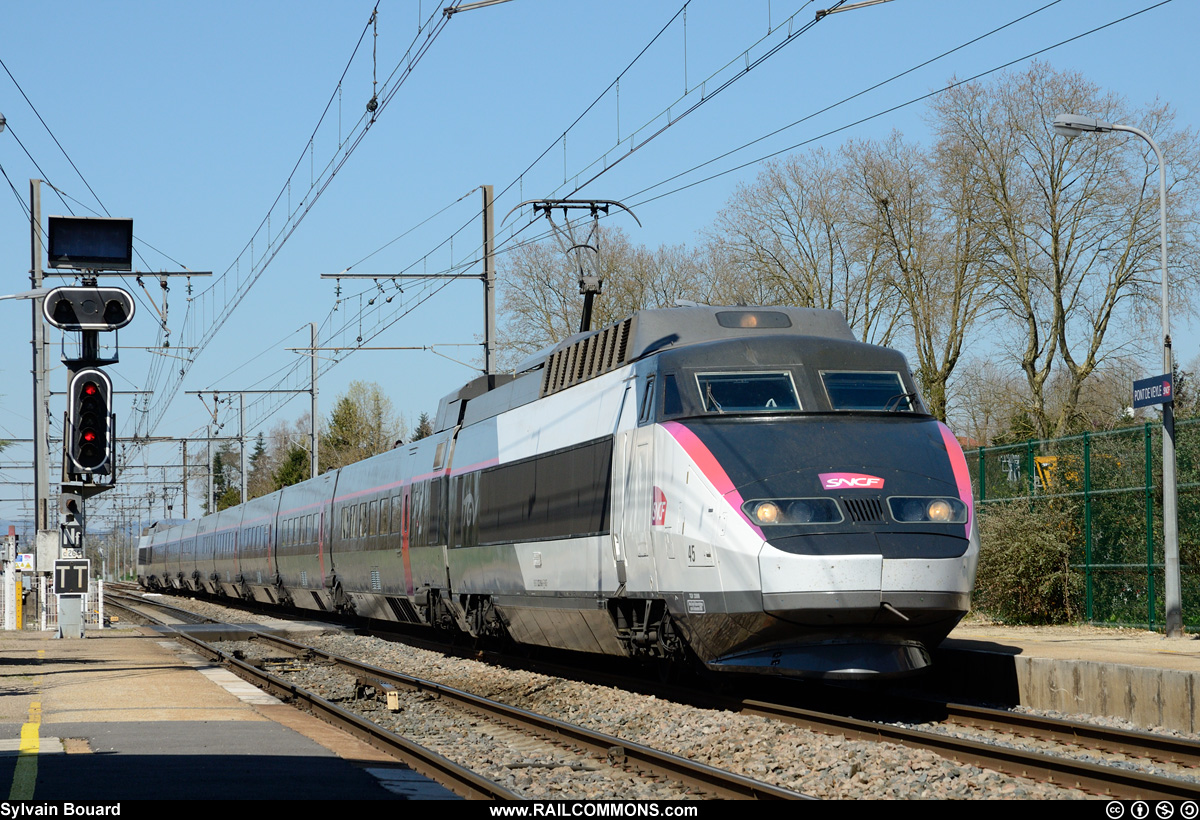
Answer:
1053, 112, 1182, 637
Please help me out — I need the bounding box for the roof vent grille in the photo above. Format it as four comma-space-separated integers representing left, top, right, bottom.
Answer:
540, 317, 633, 397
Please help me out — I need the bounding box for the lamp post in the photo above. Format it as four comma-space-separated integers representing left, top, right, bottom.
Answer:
1053, 113, 1182, 637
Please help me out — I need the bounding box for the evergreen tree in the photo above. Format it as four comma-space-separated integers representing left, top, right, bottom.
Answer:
320, 381, 405, 469
247, 432, 272, 499
412, 412, 434, 441
272, 444, 310, 490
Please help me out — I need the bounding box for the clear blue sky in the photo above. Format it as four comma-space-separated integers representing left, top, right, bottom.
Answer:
0, 0, 1195, 533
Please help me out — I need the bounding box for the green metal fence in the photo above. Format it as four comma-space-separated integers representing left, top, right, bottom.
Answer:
967, 419, 1199, 630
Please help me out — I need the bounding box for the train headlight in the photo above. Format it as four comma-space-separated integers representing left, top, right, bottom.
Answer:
887, 496, 967, 524
753, 502, 780, 524
743, 498, 843, 525
927, 499, 954, 522
785, 500, 816, 523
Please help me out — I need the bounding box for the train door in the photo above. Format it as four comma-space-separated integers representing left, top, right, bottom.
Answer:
401, 486, 413, 595
609, 386, 633, 588
620, 426, 656, 592
317, 508, 326, 585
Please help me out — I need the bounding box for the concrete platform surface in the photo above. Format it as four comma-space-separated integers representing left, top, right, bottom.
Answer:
0, 626, 458, 801
933, 620, 1200, 735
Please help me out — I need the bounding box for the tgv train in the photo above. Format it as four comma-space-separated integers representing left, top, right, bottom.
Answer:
138, 306, 978, 679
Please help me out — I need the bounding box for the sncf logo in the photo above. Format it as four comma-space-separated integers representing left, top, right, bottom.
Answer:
819, 472, 885, 490
651, 486, 668, 526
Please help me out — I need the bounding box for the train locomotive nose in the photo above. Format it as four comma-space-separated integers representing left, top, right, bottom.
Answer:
689, 420, 976, 679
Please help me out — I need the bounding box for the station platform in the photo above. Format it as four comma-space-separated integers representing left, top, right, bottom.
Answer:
932, 620, 1200, 735
1, 620, 1195, 802
0, 625, 458, 802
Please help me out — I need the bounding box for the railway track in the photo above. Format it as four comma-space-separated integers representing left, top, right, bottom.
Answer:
213, 631, 810, 800
113, 591, 808, 800
113, 588, 1200, 799
733, 697, 1200, 800
106, 591, 217, 626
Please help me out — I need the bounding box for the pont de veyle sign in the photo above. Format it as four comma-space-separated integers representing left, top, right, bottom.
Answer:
1133, 373, 1173, 408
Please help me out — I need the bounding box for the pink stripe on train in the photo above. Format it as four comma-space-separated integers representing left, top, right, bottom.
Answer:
661, 421, 765, 540
936, 421, 974, 540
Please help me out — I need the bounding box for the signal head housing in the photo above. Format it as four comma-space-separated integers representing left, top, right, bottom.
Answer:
68, 367, 113, 475
43, 286, 135, 331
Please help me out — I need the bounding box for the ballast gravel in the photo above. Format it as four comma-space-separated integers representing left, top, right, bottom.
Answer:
296, 633, 1096, 800
154, 600, 1103, 799
153, 597, 1196, 799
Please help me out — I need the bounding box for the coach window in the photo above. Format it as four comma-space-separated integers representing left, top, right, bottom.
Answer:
369, 500, 378, 536
639, 375, 656, 423
380, 498, 390, 534
662, 373, 683, 416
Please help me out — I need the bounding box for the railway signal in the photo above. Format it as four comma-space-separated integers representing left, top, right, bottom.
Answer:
68, 367, 113, 475
42, 285, 135, 331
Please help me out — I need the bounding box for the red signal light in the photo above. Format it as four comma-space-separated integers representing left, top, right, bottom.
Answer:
83, 383, 99, 397
83, 431, 97, 443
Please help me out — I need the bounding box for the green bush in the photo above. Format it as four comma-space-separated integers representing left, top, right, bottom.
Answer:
974, 500, 1084, 624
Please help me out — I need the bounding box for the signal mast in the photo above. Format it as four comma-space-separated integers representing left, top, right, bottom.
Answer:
41, 216, 135, 636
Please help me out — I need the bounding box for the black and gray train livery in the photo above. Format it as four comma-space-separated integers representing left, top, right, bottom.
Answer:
138, 306, 978, 679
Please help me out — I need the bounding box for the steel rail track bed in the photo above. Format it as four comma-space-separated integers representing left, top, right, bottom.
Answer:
227, 631, 811, 801
734, 698, 1200, 800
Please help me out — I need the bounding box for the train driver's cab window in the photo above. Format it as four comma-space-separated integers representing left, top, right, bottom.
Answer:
821, 371, 914, 411
695, 372, 800, 414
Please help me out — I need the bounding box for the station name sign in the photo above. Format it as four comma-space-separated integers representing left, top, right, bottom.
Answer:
1132, 373, 1173, 408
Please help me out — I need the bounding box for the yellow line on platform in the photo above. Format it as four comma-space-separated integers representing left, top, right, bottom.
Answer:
9, 649, 44, 800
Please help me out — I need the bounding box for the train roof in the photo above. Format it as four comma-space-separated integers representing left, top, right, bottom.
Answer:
519, 306, 853, 372
434, 306, 855, 432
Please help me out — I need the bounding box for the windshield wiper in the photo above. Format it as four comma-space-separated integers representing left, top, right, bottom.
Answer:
883, 392, 917, 412
706, 383, 725, 414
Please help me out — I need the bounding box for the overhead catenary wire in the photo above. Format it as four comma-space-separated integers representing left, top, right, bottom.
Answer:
288, 1, 844, 377
134, 1, 846, 440
0, 55, 109, 218
133, 0, 462, 442
306, 0, 1175, 393
624, 0, 1178, 210
25, 1, 1179, 526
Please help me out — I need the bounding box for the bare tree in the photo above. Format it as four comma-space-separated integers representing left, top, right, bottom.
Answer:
931, 62, 1200, 439
952, 353, 1142, 445
497, 225, 710, 366
951, 358, 1027, 446
843, 132, 991, 420
711, 149, 903, 345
